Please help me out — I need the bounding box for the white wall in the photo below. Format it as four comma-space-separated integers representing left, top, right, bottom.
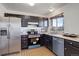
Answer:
0, 4, 7, 17
64, 3, 79, 34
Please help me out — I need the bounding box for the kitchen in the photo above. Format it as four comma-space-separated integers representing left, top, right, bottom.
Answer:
0, 3, 79, 56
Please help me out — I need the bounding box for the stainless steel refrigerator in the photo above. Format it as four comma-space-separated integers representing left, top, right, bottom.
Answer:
0, 17, 21, 55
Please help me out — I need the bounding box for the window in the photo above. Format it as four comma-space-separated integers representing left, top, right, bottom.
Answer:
51, 16, 64, 32
43, 20, 48, 27
39, 20, 44, 27
53, 19, 57, 27
57, 17, 64, 31
57, 17, 64, 27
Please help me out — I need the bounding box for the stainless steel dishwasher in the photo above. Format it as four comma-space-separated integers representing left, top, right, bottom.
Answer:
53, 36, 64, 56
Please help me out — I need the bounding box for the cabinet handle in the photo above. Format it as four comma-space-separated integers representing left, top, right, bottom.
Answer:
70, 42, 72, 44
65, 48, 67, 50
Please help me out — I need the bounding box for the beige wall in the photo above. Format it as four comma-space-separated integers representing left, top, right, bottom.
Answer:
0, 4, 7, 17
64, 3, 79, 34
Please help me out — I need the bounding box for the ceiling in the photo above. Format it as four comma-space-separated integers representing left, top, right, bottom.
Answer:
2, 3, 66, 16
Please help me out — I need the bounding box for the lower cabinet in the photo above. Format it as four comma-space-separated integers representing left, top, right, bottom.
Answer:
39, 34, 53, 51
53, 36, 64, 56
40, 34, 79, 56
45, 35, 52, 51
64, 40, 79, 56
21, 35, 28, 49
39, 34, 45, 46
40, 34, 64, 56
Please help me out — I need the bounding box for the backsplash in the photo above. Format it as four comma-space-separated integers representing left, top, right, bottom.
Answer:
21, 27, 43, 35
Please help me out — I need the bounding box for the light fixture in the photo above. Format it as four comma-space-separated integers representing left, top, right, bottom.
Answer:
49, 9, 53, 12
27, 3, 35, 6
49, 8, 55, 12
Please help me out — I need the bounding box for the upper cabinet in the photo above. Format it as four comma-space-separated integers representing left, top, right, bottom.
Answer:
21, 16, 30, 27
21, 16, 42, 27
21, 16, 49, 27
38, 18, 49, 27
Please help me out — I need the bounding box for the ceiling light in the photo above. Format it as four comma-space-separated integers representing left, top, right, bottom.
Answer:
49, 9, 53, 12
49, 8, 55, 12
27, 3, 35, 6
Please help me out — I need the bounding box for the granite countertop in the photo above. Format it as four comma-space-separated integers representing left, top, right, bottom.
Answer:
43, 32, 79, 42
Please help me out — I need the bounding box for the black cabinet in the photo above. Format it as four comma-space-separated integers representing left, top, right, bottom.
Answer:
64, 40, 79, 56
39, 34, 53, 51
21, 16, 30, 27
21, 16, 40, 27
39, 34, 45, 46
21, 35, 28, 49
39, 34, 79, 56
45, 35, 52, 50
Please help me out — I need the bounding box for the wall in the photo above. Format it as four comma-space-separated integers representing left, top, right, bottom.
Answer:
64, 3, 79, 34
0, 4, 7, 17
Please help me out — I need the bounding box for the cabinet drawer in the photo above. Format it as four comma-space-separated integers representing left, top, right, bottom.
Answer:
64, 40, 79, 48
21, 45, 28, 49
21, 41, 27, 44
21, 38, 28, 40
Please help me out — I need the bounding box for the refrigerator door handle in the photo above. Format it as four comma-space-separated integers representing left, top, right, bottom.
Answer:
7, 33, 10, 39
7, 22, 10, 39
7, 29, 10, 39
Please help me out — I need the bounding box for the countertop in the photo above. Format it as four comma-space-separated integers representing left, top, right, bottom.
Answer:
42, 32, 79, 42
28, 34, 40, 38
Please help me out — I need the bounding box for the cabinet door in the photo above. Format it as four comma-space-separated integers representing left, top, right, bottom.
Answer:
44, 35, 48, 47
39, 34, 45, 45
48, 36, 52, 50
64, 40, 79, 56
64, 44, 72, 56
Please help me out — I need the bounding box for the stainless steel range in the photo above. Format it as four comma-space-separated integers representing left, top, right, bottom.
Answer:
0, 17, 21, 55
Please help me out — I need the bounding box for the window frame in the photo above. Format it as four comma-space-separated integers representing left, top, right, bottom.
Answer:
51, 16, 64, 32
